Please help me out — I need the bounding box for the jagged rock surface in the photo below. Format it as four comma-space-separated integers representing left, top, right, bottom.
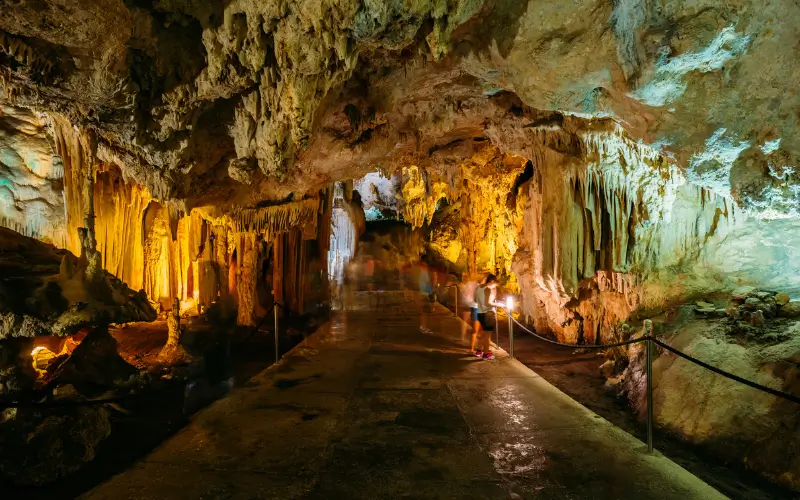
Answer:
0, 227, 156, 342
0, 0, 796, 217
0, 405, 112, 486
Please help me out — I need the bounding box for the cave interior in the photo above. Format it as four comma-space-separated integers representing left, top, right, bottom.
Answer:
0, 0, 800, 496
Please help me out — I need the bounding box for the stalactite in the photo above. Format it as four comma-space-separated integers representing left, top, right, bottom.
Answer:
511, 126, 745, 343
51, 114, 91, 256
93, 168, 150, 291
4, 112, 329, 326
201, 197, 320, 238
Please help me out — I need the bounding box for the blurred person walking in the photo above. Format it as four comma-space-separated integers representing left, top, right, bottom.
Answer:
473, 274, 500, 360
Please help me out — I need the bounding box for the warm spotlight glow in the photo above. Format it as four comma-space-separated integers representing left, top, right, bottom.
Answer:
179, 298, 197, 315
192, 260, 200, 302
31, 345, 56, 372
31, 346, 48, 356
506, 296, 514, 311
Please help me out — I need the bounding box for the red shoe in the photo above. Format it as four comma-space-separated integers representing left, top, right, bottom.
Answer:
482, 352, 495, 360
474, 350, 484, 357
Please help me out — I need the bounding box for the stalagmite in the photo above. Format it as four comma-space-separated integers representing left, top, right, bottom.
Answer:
157, 297, 192, 365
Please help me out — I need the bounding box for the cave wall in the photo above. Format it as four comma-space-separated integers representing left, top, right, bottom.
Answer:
0, 107, 332, 324
511, 128, 800, 343
0, 105, 66, 247
390, 126, 800, 345
354, 172, 400, 220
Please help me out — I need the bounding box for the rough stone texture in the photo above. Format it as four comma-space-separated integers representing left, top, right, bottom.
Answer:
0, 405, 112, 486
0, 0, 797, 218
634, 317, 800, 492
1, 1, 800, 492
0, 105, 66, 246
732, 286, 758, 302
0, 336, 35, 394
778, 301, 800, 318
354, 172, 401, 220
0, 226, 156, 341
775, 293, 791, 306
42, 327, 138, 394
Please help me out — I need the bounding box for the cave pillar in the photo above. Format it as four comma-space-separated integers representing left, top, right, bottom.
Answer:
272, 232, 285, 312
198, 224, 217, 308
236, 233, 258, 326
213, 225, 229, 301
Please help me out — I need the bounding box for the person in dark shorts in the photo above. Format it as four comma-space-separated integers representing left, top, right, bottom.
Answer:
473, 274, 500, 360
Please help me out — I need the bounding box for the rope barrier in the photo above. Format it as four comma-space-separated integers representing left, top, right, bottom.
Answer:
651, 338, 800, 405
509, 316, 800, 405
1, 393, 139, 409
511, 316, 648, 349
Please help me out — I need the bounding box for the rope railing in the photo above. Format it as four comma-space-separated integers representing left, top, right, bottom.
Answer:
510, 317, 647, 349
0, 393, 140, 409
508, 316, 800, 405
651, 338, 800, 405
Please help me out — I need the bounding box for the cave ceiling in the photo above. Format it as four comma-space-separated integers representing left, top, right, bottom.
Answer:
0, 0, 797, 216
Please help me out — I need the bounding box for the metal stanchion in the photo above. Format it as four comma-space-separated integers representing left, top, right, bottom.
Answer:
646, 336, 654, 454
454, 285, 458, 316
274, 301, 280, 364
506, 297, 515, 359
494, 307, 499, 346
508, 310, 514, 359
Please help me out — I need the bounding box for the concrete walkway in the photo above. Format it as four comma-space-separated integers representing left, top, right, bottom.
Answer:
84, 292, 723, 499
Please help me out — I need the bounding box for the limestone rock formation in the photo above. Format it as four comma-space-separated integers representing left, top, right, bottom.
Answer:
0, 405, 112, 486
634, 316, 800, 491
157, 297, 193, 365
0, 227, 156, 343
779, 301, 800, 319
0, 0, 795, 218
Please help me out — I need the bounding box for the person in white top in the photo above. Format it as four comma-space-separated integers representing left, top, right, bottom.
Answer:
473, 274, 500, 360
457, 275, 479, 345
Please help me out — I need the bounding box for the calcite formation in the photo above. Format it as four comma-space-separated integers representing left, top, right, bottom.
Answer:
0, 227, 155, 342
0, 0, 794, 215
0, 106, 65, 247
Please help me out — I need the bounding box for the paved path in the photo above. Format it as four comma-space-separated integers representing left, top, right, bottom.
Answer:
85, 292, 723, 499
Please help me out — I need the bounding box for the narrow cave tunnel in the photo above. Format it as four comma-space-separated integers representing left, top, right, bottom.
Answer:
1, 1, 800, 499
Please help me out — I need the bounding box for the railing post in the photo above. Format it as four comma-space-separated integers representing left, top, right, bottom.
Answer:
646, 336, 654, 454
454, 285, 458, 316
274, 302, 280, 364
508, 310, 514, 359
494, 307, 499, 346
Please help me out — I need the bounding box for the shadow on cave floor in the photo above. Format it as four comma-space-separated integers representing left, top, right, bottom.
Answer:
0, 311, 329, 500
476, 311, 798, 500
